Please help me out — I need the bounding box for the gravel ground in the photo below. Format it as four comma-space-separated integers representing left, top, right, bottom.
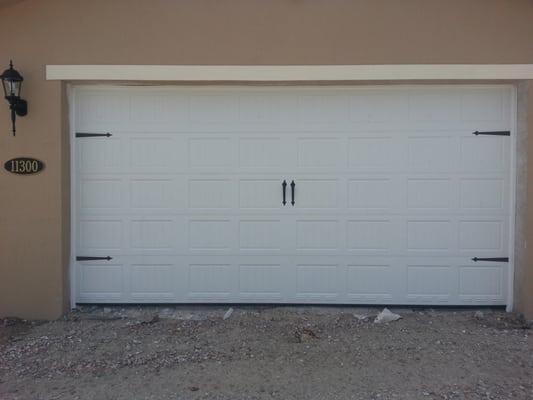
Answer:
0, 306, 531, 400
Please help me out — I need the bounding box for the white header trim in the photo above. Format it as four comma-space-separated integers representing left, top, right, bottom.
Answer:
46, 64, 533, 81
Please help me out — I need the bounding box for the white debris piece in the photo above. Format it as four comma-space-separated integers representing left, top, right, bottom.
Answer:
374, 308, 402, 324
353, 313, 370, 321
223, 307, 234, 320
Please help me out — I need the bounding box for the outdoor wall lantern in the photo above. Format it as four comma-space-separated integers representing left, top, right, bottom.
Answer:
0, 60, 27, 136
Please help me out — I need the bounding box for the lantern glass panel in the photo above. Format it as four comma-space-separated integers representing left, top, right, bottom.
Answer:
2, 79, 21, 97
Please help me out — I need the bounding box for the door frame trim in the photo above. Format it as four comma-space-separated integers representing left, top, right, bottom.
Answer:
51, 64, 533, 82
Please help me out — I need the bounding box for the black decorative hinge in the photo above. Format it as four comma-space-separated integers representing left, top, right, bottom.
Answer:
76, 256, 113, 261
471, 257, 509, 262
472, 131, 510, 137
75, 132, 112, 138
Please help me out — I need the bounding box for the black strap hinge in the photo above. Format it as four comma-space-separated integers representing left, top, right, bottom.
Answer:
75, 132, 112, 138
76, 256, 113, 261
473, 131, 510, 137
471, 257, 509, 262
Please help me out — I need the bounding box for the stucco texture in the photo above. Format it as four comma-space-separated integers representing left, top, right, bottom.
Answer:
0, 0, 533, 319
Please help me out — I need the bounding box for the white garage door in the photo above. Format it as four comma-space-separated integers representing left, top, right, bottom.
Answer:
73, 85, 514, 306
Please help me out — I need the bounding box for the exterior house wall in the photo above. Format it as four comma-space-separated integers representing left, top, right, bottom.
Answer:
0, 0, 532, 319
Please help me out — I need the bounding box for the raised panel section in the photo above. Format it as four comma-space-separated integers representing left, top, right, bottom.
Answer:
239, 138, 282, 168
407, 220, 451, 250
296, 180, 338, 208
460, 137, 504, 172
130, 94, 188, 123
77, 94, 129, 124
407, 179, 452, 209
347, 220, 390, 250
407, 266, 453, 300
460, 179, 504, 209
189, 138, 233, 167
461, 90, 503, 121
130, 138, 173, 169
298, 138, 341, 167
459, 221, 502, 250
131, 265, 174, 299
131, 220, 173, 249
296, 265, 338, 297
348, 137, 393, 168
350, 93, 408, 122
190, 95, 238, 122
188, 264, 232, 297
79, 220, 122, 250
459, 266, 503, 296
299, 95, 350, 122
189, 179, 232, 209
409, 137, 453, 172
346, 265, 391, 299
238, 95, 295, 122
348, 179, 391, 209
80, 179, 121, 209
79, 264, 123, 299
130, 179, 174, 208
296, 221, 338, 250
130, 95, 159, 123
157, 94, 188, 122
409, 92, 461, 121
189, 220, 232, 250
78, 139, 122, 173
239, 265, 282, 298
239, 180, 280, 209
240, 220, 281, 250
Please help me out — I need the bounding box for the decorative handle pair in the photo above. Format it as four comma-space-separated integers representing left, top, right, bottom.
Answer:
282, 180, 295, 206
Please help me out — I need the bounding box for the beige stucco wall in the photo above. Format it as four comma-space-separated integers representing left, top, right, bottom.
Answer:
1, 0, 533, 320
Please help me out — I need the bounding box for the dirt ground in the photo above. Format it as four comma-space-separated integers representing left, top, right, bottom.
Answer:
0, 306, 531, 400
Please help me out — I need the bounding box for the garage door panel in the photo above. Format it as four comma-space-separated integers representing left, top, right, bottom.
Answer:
294, 179, 339, 209
460, 136, 508, 172
130, 178, 178, 209
75, 86, 513, 305
78, 137, 124, 174
238, 264, 284, 300
188, 137, 235, 168
239, 137, 288, 169
188, 179, 234, 209
407, 178, 454, 209
346, 264, 395, 302
130, 264, 176, 301
459, 265, 506, 303
239, 179, 283, 209
188, 219, 234, 251
348, 137, 401, 169
350, 91, 409, 122
408, 136, 456, 172
348, 178, 392, 209
80, 178, 123, 210
297, 137, 344, 168
77, 263, 124, 302
460, 178, 507, 210
78, 218, 124, 251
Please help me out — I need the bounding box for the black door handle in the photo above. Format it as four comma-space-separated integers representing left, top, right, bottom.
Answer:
290, 180, 295, 206
282, 180, 287, 206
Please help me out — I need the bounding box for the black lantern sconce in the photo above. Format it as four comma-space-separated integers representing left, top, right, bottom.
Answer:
0, 60, 27, 136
